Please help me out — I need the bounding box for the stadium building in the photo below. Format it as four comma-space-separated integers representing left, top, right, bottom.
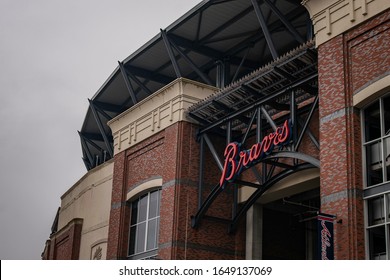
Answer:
42, 0, 390, 260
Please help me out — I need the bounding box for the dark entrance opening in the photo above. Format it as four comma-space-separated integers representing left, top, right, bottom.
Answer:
262, 188, 320, 260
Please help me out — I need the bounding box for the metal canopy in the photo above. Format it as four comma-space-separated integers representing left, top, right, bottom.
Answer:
188, 40, 319, 232
187, 40, 317, 129
79, 0, 312, 170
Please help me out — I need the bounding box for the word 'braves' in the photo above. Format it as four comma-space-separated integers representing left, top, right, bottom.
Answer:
219, 119, 291, 187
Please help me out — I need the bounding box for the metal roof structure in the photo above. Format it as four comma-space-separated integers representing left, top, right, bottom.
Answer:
79, 0, 313, 170
188, 40, 317, 131
189, 40, 319, 232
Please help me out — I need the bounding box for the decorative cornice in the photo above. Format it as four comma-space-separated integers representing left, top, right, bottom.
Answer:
302, 0, 387, 46
108, 78, 217, 156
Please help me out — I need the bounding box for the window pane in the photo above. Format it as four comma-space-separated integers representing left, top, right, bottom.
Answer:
368, 196, 385, 226
131, 201, 138, 225
366, 141, 384, 186
136, 222, 146, 254
368, 226, 386, 260
157, 217, 160, 241
384, 95, 390, 136
128, 189, 161, 258
146, 218, 158, 250
387, 193, 390, 223
385, 137, 390, 182
149, 190, 159, 219
138, 194, 148, 222
128, 226, 136, 255
364, 101, 381, 141
158, 189, 161, 213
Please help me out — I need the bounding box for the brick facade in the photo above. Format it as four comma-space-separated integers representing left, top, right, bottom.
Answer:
43, 4, 390, 261
42, 218, 83, 260
318, 9, 389, 259
106, 122, 245, 260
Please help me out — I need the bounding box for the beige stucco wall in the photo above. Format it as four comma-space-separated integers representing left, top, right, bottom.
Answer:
302, 0, 388, 46
108, 78, 217, 155
58, 160, 113, 259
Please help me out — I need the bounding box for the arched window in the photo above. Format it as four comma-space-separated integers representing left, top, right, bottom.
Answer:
128, 188, 161, 260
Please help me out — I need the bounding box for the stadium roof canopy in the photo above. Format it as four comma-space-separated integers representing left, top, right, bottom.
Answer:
79, 0, 313, 170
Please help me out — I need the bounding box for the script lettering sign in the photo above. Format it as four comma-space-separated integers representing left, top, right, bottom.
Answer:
219, 119, 291, 187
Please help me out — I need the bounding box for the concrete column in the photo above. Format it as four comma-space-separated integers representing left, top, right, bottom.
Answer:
246, 204, 263, 259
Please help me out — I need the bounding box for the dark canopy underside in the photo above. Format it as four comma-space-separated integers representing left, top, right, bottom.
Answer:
79, 0, 313, 170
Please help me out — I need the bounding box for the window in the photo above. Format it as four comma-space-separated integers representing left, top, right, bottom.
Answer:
366, 194, 390, 260
363, 94, 390, 187
363, 94, 390, 259
128, 188, 161, 259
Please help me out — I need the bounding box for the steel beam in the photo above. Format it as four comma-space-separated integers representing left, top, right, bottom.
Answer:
198, 72, 318, 135
161, 30, 181, 78
195, 10, 203, 41
242, 85, 290, 110
118, 61, 138, 104
266, 151, 320, 168
126, 71, 152, 95
205, 30, 257, 45
199, 6, 253, 45
260, 105, 277, 131
79, 132, 107, 151
79, 132, 105, 142
212, 100, 232, 113
91, 100, 124, 113
125, 65, 173, 84
225, 5, 303, 61
232, 45, 252, 82
168, 34, 222, 61
169, 38, 213, 85
228, 163, 316, 233
78, 131, 94, 168
297, 117, 320, 150
216, 61, 223, 88
235, 179, 263, 188
296, 94, 319, 150
198, 135, 205, 209
251, 0, 278, 60
211, 100, 250, 125
262, 158, 293, 169
226, 120, 232, 145
264, 0, 305, 44
191, 183, 224, 228
88, 99, 113, 158
156, 33, 259, 77
203, 133, 223, 171
241, 110, 257, 144
251, 166, 264, 185
82, 157, 92, 170
241, 84, 266, 97
188, 112, 210, 125
290, 91, 297, 152
256, 107, 262, 143
93, 102, 112, 121
274, 66, 318, 96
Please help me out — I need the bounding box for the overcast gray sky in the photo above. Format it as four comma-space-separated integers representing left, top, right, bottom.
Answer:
0, 0, 201, 260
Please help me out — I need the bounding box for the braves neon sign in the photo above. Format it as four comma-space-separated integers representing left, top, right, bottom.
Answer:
219, 119, 291, 187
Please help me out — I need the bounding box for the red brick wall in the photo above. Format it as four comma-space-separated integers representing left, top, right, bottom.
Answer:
318, 9, 390, 259
107, 122, 245, 260
45, 218, 83, 260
